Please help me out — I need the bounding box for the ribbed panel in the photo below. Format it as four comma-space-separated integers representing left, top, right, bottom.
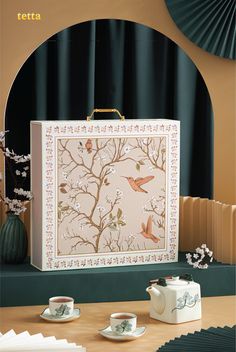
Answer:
165, 0, 236, 59
179, 197, 236, 264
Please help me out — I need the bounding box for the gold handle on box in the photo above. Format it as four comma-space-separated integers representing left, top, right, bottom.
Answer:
86, 108, 125, 121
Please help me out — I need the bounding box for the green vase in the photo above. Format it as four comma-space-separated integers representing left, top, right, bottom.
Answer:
0, 213, 28, 264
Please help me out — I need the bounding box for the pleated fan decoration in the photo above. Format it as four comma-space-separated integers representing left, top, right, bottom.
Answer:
157, 325, 236, 351
0, 330, 86, 351
165, 0, 236, 60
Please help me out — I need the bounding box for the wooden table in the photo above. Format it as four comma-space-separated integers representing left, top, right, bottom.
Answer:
0, 296, 235, 351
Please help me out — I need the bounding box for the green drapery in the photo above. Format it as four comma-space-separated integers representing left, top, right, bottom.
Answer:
5, 19, 213, 198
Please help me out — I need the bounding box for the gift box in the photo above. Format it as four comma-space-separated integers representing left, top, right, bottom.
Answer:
31, 114, 180, 271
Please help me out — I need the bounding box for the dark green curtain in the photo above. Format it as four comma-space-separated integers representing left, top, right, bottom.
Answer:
5, 19, 213, 198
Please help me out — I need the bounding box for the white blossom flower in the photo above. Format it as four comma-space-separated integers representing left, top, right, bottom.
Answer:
192, 262, 199, 268
186, 253, 192, 260
142, 205, 148, 212
141, 138, 148, 145
186, 244, 213, 270
63, 172, 68, 180
3, 148, 31, 163
107, 167, 116, 174
196, 247, 204, 255
97, 206, 106, 212
79, 222, 84, 230
106, 196, 112, 204
1, 130, 32, 214
0, 130, 9, 143
124, 146, 131, 154
74, 203, 81, 211
4, 197, 27, 215
13, 188, 33, 200
116, 189, 123, 197
149, 149, 156, 157
198, 263, 208, 269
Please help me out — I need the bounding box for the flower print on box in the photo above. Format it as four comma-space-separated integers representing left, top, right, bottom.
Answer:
57, 137, 167, 255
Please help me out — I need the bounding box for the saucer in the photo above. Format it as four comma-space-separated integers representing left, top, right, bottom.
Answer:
40, 307, 80, 323
99, 326, 146, 341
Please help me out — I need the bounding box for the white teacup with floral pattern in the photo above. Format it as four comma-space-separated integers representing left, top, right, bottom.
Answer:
110, 312, 137, 335
49, 296, 74, 318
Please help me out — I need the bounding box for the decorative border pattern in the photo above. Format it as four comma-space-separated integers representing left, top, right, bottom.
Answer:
43, 120, 179, 270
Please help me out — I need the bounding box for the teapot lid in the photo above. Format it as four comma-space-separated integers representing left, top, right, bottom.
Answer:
166, 276, 187, 286
149, 274, 193, 287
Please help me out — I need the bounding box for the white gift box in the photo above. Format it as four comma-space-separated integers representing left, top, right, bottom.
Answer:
30, 119, 180, 271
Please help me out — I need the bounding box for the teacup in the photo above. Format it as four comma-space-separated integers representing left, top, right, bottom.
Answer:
110, 312, 137, 335
49, 296, 74, 317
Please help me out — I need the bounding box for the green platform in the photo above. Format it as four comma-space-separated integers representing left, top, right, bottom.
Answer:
0, 253, 235, 307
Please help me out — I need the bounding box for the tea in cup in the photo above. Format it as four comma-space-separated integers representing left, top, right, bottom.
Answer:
49, 296, 74, 317
110, 312, 137, 335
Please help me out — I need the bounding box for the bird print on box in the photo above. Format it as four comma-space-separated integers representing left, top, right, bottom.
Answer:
123, 176, 155, 193
57, 137, 166, 255
85, 139, 93, 154
141, 215, 160, 243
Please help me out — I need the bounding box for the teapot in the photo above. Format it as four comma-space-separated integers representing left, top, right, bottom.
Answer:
146, 274, 201, 324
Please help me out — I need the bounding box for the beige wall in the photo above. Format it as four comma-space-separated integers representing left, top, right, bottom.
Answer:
1, 0, 235, 204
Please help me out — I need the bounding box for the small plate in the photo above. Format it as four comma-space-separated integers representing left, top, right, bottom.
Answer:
40, 307, 80, 323
99, 326, 146, 341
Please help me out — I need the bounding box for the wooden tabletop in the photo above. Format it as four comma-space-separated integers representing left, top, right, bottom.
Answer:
0, 296, 235, 352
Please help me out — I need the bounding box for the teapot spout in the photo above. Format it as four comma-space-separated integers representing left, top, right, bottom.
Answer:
146, 286, 165, 314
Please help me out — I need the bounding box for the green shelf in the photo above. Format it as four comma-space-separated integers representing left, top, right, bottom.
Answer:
0, 253, 235, 307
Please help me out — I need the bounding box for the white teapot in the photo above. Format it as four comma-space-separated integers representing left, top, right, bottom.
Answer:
146, 274, 201, 324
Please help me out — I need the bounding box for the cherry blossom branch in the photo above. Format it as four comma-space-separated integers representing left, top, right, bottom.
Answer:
135, 137, 166, 172
0, 131, 32, 214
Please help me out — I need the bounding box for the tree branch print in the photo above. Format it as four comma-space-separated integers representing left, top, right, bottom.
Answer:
135, 137, 166, 172
143, 192, 166, 233
57, 137, 166, 254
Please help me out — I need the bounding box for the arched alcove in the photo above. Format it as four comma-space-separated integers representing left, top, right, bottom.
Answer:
4, 19, 213, 199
